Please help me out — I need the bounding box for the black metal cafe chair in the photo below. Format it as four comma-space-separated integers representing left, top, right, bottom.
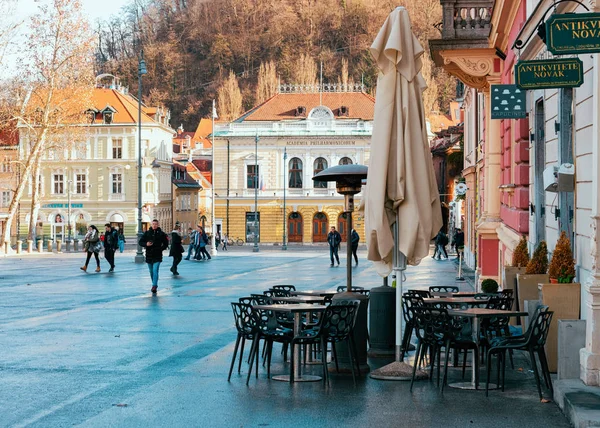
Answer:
229, 302, 258, 381
429, 286, 459, 294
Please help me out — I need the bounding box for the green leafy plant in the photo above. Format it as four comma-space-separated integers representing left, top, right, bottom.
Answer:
481, 278, 499, 294
511, 236, 530, 267
525, 241, 548, 274
548, 231, 576, 283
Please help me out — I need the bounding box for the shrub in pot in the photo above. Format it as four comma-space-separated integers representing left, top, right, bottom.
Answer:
481, 278, 499, 294
512, 236, 530, 268
548, 231, 576, 283
525, 241, 548, 274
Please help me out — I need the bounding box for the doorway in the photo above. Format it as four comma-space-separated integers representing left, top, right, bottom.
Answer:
288, 212, 303, 242
312, 212, 328, 242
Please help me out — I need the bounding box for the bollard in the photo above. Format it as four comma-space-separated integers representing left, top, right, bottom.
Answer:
66, 240, 71, 252
368, 279, 396, 357
332, 291, 370, 374
27, 240, 33, 253
37, 239, 43, 253
16, 240, 22, 254
47, 240, 53, 252
56, 240, 62, 253
3, 241, 8, 254
74, 239, 79, 252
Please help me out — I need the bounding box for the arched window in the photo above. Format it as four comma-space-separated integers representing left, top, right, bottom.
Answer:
145, 174, 155, 194
339, 157, 353, 165
288, 157, 303, 188
313, 157, 328, 188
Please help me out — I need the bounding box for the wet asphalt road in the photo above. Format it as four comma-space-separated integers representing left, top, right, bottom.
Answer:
0, 248, 570, 427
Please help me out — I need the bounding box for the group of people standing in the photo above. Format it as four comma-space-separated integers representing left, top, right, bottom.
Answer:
326, 226, 360, 267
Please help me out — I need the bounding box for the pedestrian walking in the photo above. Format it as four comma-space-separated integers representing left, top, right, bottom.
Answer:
184, 227, 196, 260
351, 228, 360, 265
327, 226, 342, 267
80, 225, 102, 273
118, 229, 126, 253
452, 227, 465, 259
138, 219, 169, 294
103, 223, 119, 272
434, 229, 448, 260
222, 234, 228, 251
169, 222, 184, 276
194, 226, 211, 260
215, 231, 221, 250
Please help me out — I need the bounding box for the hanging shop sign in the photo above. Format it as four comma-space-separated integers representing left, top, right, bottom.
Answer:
546, 13, 600, 55
491, 85, 526, 119
515, 58, 584, 90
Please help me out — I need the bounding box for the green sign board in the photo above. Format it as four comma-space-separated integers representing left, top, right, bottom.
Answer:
515, 58, 584, 90
491, 85, 526, 119
546, 13, 600, 55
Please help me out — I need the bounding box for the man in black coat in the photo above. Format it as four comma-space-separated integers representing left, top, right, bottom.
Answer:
327, 226, 342, 267
169, 222, 185, 276
103, 223, 119, 272
139, 219, 170, 294
351, 228, 360, 265
453, 228, 465, 259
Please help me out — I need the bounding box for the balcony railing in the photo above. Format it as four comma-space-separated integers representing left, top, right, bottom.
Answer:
441, 0, 493, 39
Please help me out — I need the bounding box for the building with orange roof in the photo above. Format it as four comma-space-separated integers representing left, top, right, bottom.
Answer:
17, 75, 175, 243
212, 83, 374, 245
0, 126, 19, 241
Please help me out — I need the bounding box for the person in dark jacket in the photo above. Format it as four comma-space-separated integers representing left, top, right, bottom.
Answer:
104, 223, 119, 272
184, 227, 196, 260
139, 219, 170, 294
452, 228, 465, 259
351, 228, 360, 265
434, 229, 448, 260
327, 226, 342, 267
194, 226, 211, 261
169, 222, 184, 275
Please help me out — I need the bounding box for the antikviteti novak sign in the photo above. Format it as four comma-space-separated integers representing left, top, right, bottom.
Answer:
515, 58, 584, 90
546, 13, 600, 55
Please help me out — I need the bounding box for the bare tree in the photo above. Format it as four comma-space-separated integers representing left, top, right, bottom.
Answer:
291, 53, 318, 86
255, 60, 278, 105
0, 0, 21, 68
217, 70, 243, 121
1, 0, 95, 248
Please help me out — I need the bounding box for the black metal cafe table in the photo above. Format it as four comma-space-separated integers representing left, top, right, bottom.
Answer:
447, 308, 527, 390
252, 303, 327, 382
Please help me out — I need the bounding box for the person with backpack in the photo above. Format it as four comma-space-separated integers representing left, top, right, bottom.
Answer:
103, 223, 119, 272
184, 227, 196, 260
169, 222, 185, 276
118, 229, 126, 253
194, 226, 211, 260
81, 225, 102, 273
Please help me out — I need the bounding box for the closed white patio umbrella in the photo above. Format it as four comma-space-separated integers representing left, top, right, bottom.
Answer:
366, 6, 443, 380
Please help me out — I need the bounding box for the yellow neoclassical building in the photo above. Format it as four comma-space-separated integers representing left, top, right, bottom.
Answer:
18, 77, 175, 242
212, 85, 374, 245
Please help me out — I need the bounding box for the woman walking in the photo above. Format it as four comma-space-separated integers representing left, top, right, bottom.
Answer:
81, 225, 102, 272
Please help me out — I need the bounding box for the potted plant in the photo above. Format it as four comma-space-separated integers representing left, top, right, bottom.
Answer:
538, 231, 580, 372
481, 278, 499, 294
503, 235, 529, 290
516, 241, 549, 328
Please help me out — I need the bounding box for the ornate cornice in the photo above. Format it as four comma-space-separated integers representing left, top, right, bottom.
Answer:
437, 48, 500, 91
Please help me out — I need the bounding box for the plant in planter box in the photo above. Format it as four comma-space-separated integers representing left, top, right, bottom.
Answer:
525, 241, 548, 274
512, 235, 530, 268
481, 278, 499, 294
548, 231, 576, 283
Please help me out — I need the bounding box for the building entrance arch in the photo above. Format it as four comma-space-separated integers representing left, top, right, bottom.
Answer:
312, 212, 328, 243
288, 212, 303, 243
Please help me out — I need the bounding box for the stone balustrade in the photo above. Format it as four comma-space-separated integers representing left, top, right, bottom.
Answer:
441, 0, 493, 39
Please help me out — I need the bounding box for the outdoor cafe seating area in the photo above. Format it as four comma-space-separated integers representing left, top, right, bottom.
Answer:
229, 284, 554, 399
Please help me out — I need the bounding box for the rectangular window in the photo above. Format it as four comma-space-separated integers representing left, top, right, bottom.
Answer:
53, 173, 64, 194
76, 174, 86, 194
112, 173, 123, 194
1, 191, 10, 207
247, 165, 259, 189
112, 139, 123, 159
1, 157, 10, 172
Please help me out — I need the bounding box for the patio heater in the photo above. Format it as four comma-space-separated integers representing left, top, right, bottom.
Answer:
313, 164, 370, 372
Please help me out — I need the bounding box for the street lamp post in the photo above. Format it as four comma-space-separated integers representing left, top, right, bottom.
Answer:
210, 99, 218, 256
67, 179, 72, 243
282, 148, 287, 250
135, 51, 147, 264
253, 133, 259, 253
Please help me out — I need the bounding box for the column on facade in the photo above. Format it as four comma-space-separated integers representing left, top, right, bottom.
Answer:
581, 56, 600, 387
484, 83, 502, 221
